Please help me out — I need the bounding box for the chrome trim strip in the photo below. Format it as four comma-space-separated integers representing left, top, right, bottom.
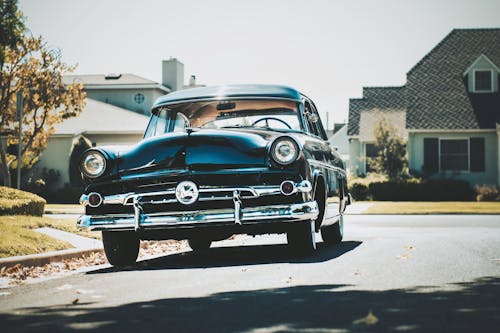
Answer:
307, 159, 346, 175
77, 201, 319, 230
154, 96, 301, 108
80, 183, 312, 207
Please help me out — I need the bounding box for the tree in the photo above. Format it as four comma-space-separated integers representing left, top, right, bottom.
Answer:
370, 117, 407, 179
0, 0, 25, 69
0, 32, 86, 187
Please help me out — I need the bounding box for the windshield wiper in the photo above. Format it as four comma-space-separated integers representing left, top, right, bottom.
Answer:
219, 125, 254, 129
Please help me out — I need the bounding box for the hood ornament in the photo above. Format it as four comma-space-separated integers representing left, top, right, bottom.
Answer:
175, 181, 199, 205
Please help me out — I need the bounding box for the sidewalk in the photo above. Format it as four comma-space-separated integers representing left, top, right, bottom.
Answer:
345, 202, 372, 215
35, 227, 102, 249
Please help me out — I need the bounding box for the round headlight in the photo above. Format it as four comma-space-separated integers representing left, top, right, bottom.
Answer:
271, 137, 299, 165
81, 151, 107, 178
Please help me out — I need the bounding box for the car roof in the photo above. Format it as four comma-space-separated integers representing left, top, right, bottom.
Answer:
153, 84, 303, 108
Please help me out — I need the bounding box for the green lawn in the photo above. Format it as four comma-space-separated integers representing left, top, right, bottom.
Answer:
363, 201, 500, 214
0, 215, 100, 258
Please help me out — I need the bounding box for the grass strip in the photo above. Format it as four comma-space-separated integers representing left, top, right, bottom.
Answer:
363, 201, 500, 214
0, 216, 100, 258
44, 204, 83, 214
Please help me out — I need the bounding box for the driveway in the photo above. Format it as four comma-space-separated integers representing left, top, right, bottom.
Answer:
0, 215, 499, 332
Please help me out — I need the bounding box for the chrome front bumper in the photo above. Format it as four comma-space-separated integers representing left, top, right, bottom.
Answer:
77, 201, 319, 231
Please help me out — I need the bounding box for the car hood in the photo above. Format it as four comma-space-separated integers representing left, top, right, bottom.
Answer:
114, 128, 286, 176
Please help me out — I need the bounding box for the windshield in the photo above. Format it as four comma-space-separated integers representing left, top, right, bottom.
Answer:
144, 99, 301, 138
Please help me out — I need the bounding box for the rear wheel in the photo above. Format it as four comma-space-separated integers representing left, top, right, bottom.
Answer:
188, 237, 212, 252
321, 215, 344, 244
287, 220, 316, 254
102, 231, 139, 267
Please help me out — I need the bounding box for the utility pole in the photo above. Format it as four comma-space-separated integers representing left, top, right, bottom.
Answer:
16, 91, 23, 190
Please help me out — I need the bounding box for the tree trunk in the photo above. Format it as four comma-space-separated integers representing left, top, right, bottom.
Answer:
0, 141, 12, 188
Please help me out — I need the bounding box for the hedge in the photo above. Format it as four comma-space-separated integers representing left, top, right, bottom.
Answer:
368, 180, 474, 201
0, 186, 46, 216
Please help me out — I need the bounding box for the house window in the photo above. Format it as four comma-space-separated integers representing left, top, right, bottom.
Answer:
474, 70, 493, 92
424, 137, 486, 174
134, 93, 145, 104
440, 139, 468, 171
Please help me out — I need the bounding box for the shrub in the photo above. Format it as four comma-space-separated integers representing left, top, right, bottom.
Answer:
475, 185, 500, 202
369, 180, 474, 201
349, 183, 371, 201
0, 186, 46, 216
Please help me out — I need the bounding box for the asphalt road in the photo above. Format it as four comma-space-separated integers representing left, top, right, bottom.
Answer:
1, 215, 499, 332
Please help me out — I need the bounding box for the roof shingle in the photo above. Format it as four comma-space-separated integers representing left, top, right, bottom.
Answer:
406, 28, 500, 130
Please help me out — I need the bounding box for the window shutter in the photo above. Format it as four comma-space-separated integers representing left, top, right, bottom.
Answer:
470, 137, 485, 172
423, 138, 438, 174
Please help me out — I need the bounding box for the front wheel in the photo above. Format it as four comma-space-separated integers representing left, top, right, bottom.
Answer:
102, 231, 140, 267
321, 215, 344, 244
188, 237, 212, 252
287, 220, 316, 255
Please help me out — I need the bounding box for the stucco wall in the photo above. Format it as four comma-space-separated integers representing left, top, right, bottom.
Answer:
408, 131, 498, 185
86, 133, 144, 147
348, 138, 362, 175
87, 88, 165, 115
36, 136, 74, 188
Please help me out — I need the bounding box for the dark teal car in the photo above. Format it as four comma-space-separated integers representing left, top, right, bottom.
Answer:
78, 84, 350, 266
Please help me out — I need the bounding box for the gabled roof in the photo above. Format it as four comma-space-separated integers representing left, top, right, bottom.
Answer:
347, 86, 405, 136
406, 28, 500, 130
153, 84, 302, 107
63, 74, 170, 92
54, 98, 150, 135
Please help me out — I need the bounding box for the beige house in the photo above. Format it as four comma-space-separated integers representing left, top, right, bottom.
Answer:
37, 99, 150, 189
37, 58, 205, 191
348, 28, 500, 186
348, 87, 407, 175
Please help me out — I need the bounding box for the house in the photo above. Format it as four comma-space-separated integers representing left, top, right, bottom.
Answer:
36, 58, 203, 191
328, 123, 349, 168
348, 86, 407, 175
37, 99, 150, 189
348, 28, 500, 186
62, 58, 198, 115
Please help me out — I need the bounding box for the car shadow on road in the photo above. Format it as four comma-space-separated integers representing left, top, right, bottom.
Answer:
89, 240, 362, 274
2, 277, 499, 332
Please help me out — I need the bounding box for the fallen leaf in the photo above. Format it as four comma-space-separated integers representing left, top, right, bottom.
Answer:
397, 253, 412, 260
353, 310, 379, 325
57, 284, 73, 291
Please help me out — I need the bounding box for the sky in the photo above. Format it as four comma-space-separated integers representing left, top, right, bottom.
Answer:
18, 0, 500, 129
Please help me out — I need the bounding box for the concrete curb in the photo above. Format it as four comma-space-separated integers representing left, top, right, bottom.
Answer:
0, 248, 104, 270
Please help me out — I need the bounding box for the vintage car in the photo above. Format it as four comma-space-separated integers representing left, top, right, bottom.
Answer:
78, 84, 350, 266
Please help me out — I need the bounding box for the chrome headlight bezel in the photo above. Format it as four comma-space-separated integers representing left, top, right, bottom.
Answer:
80, 150, 107, 179
270, 136, 300, 166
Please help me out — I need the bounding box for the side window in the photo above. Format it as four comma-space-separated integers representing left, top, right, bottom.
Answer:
304, 100, 327, 140
173, 113, 189, 132
304, 101, 320, 137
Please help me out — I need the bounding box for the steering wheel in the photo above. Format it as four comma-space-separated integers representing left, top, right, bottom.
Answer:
251, 117, 292, 129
